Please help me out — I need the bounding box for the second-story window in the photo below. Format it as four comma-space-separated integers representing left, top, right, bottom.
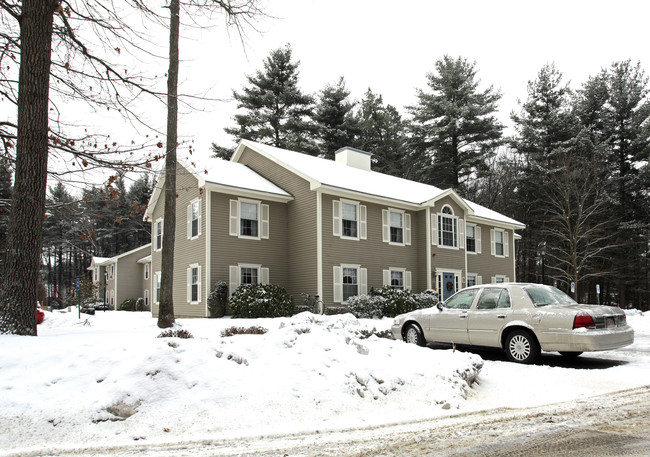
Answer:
390, 211, 403, 244
240, 201, 259, 238
155, 219, 163, 251
341, 202, 358, 238
438, 206, 457, 248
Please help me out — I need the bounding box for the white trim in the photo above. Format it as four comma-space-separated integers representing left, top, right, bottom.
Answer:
385, 208, 410, 246
231, 198, 265, 240
437, 205, 459, 250
491, 228, 508, 258
426, 207, 432, 289
434, 268, 463, 299
154, 218, 163, 251
336, 199, 363, 241
187, 263, 201, 304
154, 271, 161, 304
187, 198, 202, 240
205, 190, 211, 317
144, 263, 150, 280
317, 190, 323, 302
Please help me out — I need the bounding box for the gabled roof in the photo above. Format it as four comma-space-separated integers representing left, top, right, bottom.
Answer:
144, 157, 292, 220
87, 257, 111, 270
232, 140, 525, 229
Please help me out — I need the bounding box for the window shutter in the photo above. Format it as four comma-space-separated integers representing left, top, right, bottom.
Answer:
477, 275, 483, 285
197, 203, 202, 237
491, 276, 496, 284
490, 229, 496, 256
459, 219, 465, 250
229, 265, 238, 296
382, 210, 389, 243
333, 266, 343, 303
187, 204, 192, 239
360, 268, 368, 295
359, 205, 367, 240
405, 213, 411, 245
431, 213, 437, 246
405, 271, 412, 290
333, 200, 341, 237
383, 269, 390, 287
261, 267, 269, 285
187, 267, 192, 302
504, 231, 509, 257
229, 200, 239, 236
261, 204, 270, 239
505, 276, 510, 283
476, 226, 482, 253
197, 266, 202, 302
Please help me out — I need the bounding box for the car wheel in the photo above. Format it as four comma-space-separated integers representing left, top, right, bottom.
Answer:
404, 324, 425, 347
559, 351, 583, 358
505, 330, 539, 364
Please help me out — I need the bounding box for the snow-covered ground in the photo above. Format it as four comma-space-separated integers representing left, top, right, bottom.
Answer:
0, 308, 647, 456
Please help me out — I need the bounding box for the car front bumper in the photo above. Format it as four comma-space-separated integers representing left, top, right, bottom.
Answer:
538, 326, 634, 352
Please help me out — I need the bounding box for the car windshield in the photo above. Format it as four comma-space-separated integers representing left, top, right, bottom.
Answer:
524, 285, 577, 307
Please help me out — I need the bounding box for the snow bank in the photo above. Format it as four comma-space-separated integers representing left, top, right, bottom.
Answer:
0, 311, 482, 454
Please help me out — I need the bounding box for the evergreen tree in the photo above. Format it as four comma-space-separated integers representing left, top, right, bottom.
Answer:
222, 44, 316, 154
312, 77, 359, 159
510, 64, 579, 285
575, 60, 650, 306
356, 89, 411, 178
408, 55, 503, 194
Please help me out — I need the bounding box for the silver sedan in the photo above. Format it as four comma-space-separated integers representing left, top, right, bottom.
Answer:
391, 283, 634, 363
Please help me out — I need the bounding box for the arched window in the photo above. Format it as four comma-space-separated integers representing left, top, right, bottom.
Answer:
438, 205, 457, 247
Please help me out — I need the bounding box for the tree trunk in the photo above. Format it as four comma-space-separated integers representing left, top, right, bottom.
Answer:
157, 0, 180, 328
0, 0, 57, 335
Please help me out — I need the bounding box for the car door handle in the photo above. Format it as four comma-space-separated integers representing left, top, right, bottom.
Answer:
497, 314, 507, 319
459, 312, 468, 319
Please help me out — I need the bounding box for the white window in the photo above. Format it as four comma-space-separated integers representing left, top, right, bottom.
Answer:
229, 199, 269, 240
94, 267, 99, 282
491, 275, 509, 283
333, 199, 367, 240
228, 264, 270, 295
144, 289, 150, 308
466, 273, 482, 287
490, 229, 509, 258
144, 263, 150, 280
110, 289, 114, 306
154, 272, 161, 303
333, 264, 367, 303
466, 224, 481, 253
383, 268, 412, 290
109, 264, 114, 280
155, 218, 163, 251
187, 199, 201, 239
438, 206, 458, 248
187, 264, 201, 303
382, 209, 411, 245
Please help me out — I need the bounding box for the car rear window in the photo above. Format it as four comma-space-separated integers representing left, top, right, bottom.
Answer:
524, 286, 577, 307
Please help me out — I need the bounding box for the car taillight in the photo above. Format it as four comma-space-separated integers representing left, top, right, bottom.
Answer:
573, 312, 595, 329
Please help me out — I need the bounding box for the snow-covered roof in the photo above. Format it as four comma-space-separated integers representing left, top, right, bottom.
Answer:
87, 257, 111, 270
137, 255, 152, 264
182, 157, 291, 199
234, 140, 525, 228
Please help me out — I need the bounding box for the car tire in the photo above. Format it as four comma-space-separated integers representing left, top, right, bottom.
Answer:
559, 351, 583, 358
404, 324, 425, 347
505, 329, 539, 364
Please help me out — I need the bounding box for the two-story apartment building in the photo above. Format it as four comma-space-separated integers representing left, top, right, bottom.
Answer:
143, 139, 525, 318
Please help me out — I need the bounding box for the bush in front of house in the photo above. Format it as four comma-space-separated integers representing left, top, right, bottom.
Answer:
347, 287, 438, 319
207, 281, 228, 318
229, 284, 294, 318
119, 298, 137, 311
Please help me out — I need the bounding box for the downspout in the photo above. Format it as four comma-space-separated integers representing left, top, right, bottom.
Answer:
205, 191, 211, 317
317, 190, 323, 304
426, 207, 432, 290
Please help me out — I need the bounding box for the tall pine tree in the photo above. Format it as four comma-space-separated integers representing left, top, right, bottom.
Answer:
408, 55, 503, 195
221, 44, 316, 154
312, 77, 359, 159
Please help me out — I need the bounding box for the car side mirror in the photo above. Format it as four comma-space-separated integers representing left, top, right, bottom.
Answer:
437, 302, 444, 311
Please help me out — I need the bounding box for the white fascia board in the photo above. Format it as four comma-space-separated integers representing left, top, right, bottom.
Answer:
113, 243, 152, 261
420, 188, 475, 215
316, 184, 423, 211
203, 182, 294, 203
466, 215, 526, 231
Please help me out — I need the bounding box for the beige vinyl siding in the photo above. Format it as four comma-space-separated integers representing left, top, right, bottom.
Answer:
150, 163, 207, 318
236, 146, 317, 302
414, 210, 429, 291
209, 192, 289, 296
467, 222, 516, 283
429, 197, 467, 275
114, 246, 150, 305
322, 195, 420, 305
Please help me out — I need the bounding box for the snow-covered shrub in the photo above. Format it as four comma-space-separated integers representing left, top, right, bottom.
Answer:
346, 294, 386, 318
157, 329, 193, 339
229, 284, 293, 318
118, 298, 137, 311
207, 281, 228, 318
221, 326, 268, 337
135, 297, 145, 311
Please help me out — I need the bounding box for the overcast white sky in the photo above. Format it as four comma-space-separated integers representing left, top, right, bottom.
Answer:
141, 0, 650, 163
